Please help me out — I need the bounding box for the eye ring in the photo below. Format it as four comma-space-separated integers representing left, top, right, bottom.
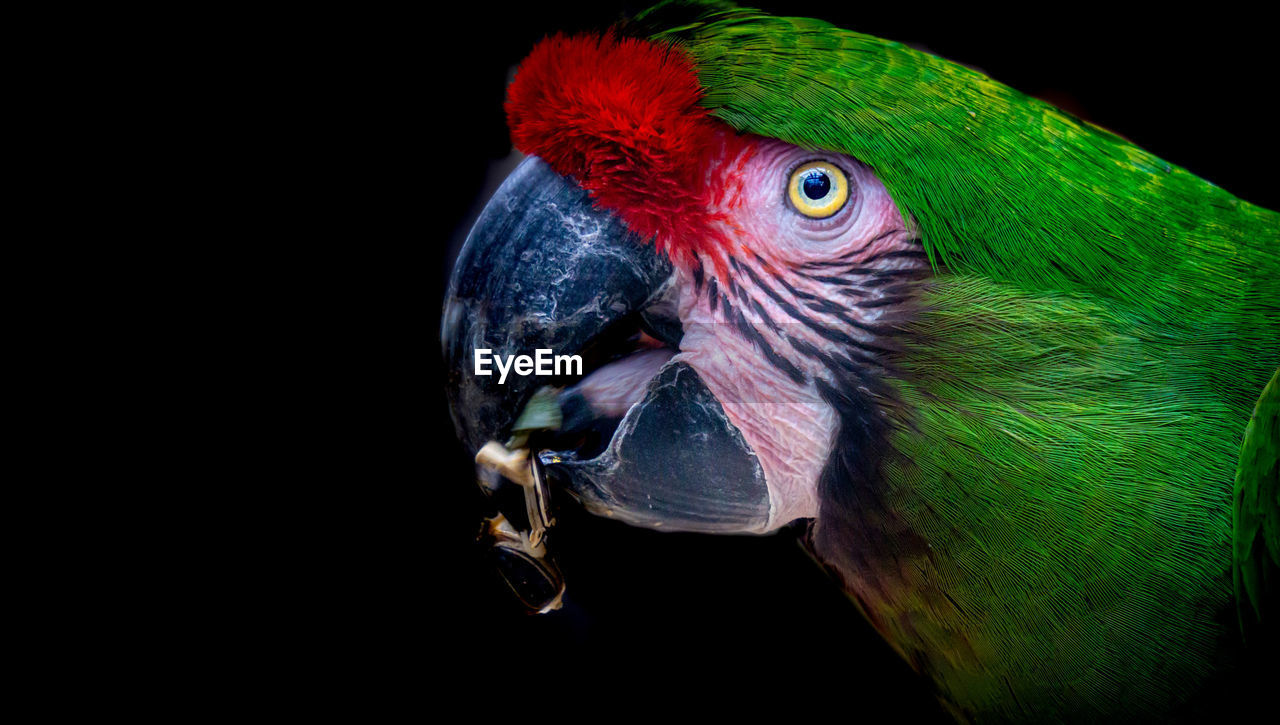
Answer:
788, 161, 850, 219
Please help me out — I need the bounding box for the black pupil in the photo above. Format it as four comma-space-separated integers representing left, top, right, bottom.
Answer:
802, 171, 831, 200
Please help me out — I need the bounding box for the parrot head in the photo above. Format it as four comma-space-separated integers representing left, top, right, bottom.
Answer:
445, 30, 923, 534
443, 1, 1279, 720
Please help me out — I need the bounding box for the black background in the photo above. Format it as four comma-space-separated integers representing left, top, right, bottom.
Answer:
428, 2, 1275, 715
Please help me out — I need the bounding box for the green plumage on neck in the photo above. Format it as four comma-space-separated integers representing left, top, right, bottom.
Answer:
635, 1, 1279, 719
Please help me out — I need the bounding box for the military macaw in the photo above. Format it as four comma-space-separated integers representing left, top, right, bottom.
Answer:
442, 1, 1278, 719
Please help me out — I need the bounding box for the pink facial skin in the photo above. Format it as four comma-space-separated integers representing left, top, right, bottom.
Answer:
567, 136, 925, 532
673, 138, 925, 531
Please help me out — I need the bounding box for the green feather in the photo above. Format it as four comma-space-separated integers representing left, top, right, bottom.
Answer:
634, 1, 1280, 718
1234, 368, 1279, 640
637, 2, 1276, 332
879, 277, 1246, 718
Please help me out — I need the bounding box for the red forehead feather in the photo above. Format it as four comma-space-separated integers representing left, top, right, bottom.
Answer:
505, 33, 740, 263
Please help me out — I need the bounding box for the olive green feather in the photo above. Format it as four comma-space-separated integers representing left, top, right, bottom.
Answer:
633, 1, 1279, 720
1234, 368, 1279, 640
636, 1, 1276, 337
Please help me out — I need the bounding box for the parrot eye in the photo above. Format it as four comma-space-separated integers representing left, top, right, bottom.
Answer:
788, 161, 850, 219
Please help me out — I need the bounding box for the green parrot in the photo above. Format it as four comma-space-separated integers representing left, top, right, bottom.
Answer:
442, 1, 1278, 720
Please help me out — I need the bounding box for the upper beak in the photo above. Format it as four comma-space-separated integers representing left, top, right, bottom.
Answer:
442, 157, 772, 534
441, 156, 675, 452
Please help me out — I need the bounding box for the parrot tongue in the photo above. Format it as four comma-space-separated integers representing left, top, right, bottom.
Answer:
568, 345, 676, 417
552, 342, 676, 460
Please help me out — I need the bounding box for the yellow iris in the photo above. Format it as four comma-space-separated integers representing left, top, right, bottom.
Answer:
788, 162, 849, 218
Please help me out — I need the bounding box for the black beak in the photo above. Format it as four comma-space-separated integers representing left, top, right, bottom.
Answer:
441, 157, 675, 451
442, 157, 770, 535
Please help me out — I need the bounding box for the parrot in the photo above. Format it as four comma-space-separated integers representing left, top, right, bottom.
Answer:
441, 0, 1279, 720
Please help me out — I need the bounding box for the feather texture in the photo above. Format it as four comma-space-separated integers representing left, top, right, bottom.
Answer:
1234, 368, 1279, 641
628, 1, 1280, 719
